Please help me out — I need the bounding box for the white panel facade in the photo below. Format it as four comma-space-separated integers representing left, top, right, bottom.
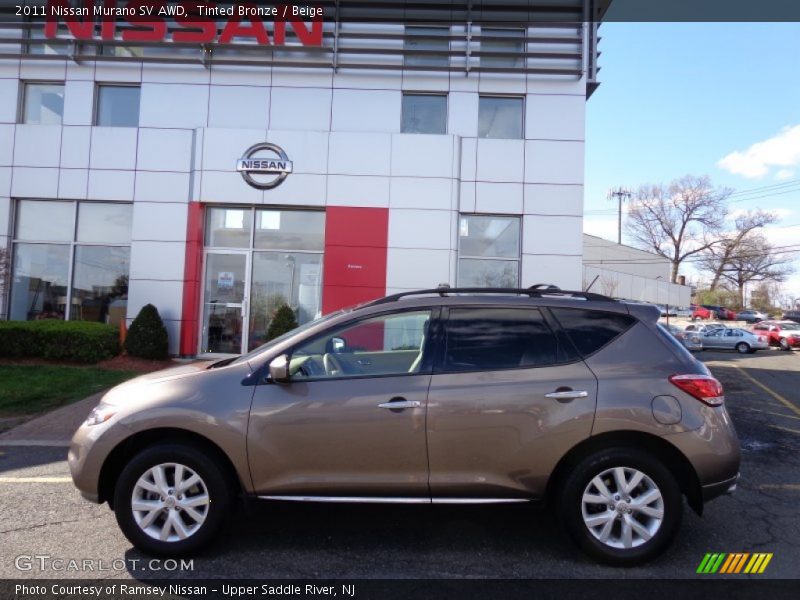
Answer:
0, 21, 610, 356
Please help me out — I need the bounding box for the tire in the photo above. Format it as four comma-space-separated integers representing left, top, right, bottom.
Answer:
556, 448, 683, 566
736, 342, 750, 355
779, 338, 790, 351
113, 444, 232, 556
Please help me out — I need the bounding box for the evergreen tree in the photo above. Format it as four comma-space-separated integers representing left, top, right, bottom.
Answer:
266, 304, 299, 341
124, 304, 169, 359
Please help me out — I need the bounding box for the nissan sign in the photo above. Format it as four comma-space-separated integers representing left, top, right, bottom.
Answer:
236, 143, 293, 190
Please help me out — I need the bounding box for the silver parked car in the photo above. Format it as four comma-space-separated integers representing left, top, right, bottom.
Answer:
701, 328, 769, 354
660, 323, 702, 351
69, 286, 740, 566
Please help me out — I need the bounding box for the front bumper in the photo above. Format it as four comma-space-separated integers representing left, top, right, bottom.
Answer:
702, 472, 740, 502
68, 420, 130, 504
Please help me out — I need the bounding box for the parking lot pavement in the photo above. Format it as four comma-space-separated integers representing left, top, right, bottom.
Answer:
0, 351, 798, 581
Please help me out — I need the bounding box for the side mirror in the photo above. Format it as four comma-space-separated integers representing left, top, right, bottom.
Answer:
331, 337, 346, 353
269, 354, 290, 383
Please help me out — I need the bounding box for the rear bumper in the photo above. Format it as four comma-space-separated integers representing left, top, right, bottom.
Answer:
702, 472, 740, 502
665, 405, 741, 502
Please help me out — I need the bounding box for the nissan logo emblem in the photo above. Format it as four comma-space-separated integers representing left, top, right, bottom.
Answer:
236, 143, 293, 189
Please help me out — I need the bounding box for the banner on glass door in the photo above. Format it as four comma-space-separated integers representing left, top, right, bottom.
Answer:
218, 272, 235, 290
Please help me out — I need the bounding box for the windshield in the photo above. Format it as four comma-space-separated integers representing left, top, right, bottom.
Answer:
227, 310, 345, 366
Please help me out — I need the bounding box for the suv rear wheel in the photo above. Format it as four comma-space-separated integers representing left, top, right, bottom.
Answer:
113, 444, 232, 556
557, 448, 683, 566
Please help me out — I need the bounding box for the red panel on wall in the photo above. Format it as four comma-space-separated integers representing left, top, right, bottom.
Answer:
180, 202, 204, 356
322, 207, 388, 314
323, 206, 390, 248
323, 246, 387, 288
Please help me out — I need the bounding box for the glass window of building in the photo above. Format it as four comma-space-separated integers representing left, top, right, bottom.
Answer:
480, 28, 525, 68
95, 85, 141, 127
401, 93, 447, 134
26, 17, 69, 55
8, 200, 132, 325
21, 83, 64, 124
404, 26, 450, 67
458, 215, 521, 288
478, 96, 524, 139
201, 207, 326, 354
205, 208, 253, 248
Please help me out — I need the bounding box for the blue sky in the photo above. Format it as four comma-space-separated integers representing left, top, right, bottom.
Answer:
584, 22, 800, 302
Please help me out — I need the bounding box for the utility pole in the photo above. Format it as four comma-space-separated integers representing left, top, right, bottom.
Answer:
608, 187, 632, 245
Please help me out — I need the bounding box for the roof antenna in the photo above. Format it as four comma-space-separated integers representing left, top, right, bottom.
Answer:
584, 275, 600, 292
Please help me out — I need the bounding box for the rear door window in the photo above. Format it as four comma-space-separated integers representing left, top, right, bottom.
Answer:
442, 307, 568, 372
549, 308, 636, 357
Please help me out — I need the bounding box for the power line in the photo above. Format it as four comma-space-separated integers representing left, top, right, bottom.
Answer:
727, 178, 800, 198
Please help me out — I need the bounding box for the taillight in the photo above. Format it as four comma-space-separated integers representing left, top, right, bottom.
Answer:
669, 374, 724, 406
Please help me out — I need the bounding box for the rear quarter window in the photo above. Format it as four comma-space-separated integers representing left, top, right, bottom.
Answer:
550, 308, 636, 357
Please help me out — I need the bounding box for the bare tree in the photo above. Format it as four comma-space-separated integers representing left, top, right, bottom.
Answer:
599, 274, 619, 298
625, 175, 731, 283
697, 210, 778, 290
717, 234, 794, 307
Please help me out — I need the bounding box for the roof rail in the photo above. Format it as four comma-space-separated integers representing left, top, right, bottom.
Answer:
365, 285, 616, 307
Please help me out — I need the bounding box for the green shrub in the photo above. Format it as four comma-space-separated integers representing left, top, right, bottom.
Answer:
266, 304, 299, 341
124, 304, 169, 360
0, 320, 120, 363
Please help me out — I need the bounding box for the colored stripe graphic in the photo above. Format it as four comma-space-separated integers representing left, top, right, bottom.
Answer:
744, 553, 773, 574
697, 553, 727, 573
733, 553, 750, 573
719, 553, 736, 573
700, 553, 773, 574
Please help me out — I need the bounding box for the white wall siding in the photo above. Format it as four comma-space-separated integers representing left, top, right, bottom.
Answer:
208, 86, 270, 130
139, 84, 209, 129
1, 47, 601, 355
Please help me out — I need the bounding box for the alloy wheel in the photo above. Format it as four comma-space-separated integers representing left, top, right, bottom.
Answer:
581, 466, 664, 550
131, 462, 210, 542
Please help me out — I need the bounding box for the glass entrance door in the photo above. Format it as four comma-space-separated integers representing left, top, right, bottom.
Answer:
200, 251, 249, 354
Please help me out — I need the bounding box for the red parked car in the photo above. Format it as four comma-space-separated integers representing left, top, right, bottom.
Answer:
702, 305, 736, 320
752, 321, 800, 351
691, 305, 715, 320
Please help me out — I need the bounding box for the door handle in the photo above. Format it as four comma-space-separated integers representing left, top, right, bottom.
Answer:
378, 398, 421, 410
545, 389, 589, 400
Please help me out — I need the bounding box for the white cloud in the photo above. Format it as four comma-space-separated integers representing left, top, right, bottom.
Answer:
717, 124, 800, 179
776, 169, 796, 181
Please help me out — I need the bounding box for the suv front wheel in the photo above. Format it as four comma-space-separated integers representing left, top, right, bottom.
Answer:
557, 448, 683, 566
113, 444, 232, 556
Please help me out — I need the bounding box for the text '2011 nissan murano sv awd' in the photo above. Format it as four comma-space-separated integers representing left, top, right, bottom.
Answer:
69, 286, 740, 566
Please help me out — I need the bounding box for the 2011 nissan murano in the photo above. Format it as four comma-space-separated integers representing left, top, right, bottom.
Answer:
69, 286, 740, 565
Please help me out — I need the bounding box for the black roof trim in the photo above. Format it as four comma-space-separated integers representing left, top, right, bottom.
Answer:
365, 286, 616, 307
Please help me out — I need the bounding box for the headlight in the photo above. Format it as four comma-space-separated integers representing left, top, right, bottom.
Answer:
83, 403, 117, 427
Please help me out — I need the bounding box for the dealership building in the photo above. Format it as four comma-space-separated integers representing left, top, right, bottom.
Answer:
0, 0, 692, 357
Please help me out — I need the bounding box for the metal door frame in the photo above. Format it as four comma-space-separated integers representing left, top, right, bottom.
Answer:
198, 248, 251, 356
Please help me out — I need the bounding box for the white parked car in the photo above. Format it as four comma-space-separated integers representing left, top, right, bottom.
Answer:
684, 322, 726, 335
701, 328, 770, 354
661, 323, 703, 351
